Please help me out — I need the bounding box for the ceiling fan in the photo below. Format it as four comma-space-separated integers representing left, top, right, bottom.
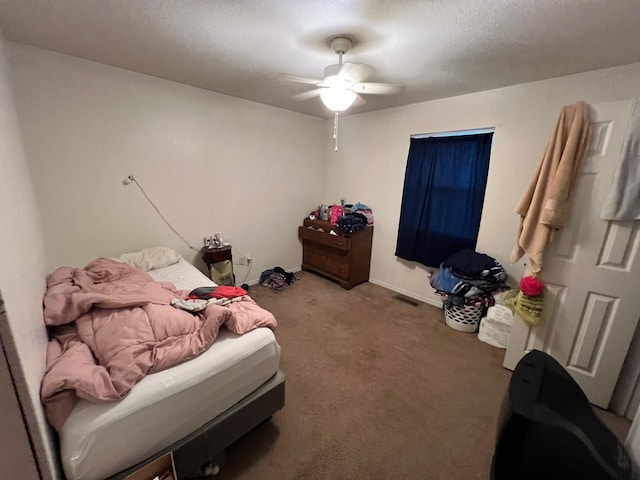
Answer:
279, 36, 404, 114
279, 36, 404, 150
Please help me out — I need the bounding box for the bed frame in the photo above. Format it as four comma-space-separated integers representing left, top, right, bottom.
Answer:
106, 370, 285, 479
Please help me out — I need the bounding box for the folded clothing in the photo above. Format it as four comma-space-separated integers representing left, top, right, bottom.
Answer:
431, 249, 507, 299
336, 214, 367, 233
354, 208, 374, 225
441, 248, 506, 283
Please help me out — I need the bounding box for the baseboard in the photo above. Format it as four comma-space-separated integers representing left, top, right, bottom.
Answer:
245, 266, 301, 287
368, 278, 442, 309
251, 269, 442, 310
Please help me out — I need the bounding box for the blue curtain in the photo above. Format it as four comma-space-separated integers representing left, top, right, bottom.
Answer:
395, 133, 493, 268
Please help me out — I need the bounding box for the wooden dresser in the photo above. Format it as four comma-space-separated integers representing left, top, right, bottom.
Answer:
298, 218, 373, 289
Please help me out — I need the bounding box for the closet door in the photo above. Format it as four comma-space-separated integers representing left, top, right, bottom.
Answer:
504, 99, 640, 409
0, 342, 40, 478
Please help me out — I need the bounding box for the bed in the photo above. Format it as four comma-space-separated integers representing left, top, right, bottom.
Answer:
48, 249, 285, 480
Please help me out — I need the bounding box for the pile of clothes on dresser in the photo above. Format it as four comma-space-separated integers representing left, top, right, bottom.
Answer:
310, 201, 374, 234
346, 202, 374, 225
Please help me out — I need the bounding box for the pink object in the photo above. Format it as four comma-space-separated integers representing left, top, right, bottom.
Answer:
330, 205, 343, 225
225, 297, 280, 334
40, 258, 276, 429
519, 275, 545, 297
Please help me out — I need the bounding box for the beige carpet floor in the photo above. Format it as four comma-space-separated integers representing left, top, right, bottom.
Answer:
214, 271, 630, 480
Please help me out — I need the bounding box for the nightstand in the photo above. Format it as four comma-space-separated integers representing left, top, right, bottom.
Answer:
201, 245, 234, 285
202, 245, 232, 269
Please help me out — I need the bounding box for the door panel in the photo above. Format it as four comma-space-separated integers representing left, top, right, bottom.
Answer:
504, 100, 639, 408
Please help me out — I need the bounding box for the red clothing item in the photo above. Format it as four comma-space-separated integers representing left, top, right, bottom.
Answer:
210, 286, 247, 298
187, 286, 247, 300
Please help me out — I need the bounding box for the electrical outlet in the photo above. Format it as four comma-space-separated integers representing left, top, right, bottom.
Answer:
239, 255, 252, 266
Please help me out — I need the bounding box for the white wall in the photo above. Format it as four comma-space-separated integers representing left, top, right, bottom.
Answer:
8, 43, 326, 277
324, 62, 640, 306
0, 35, 57, 479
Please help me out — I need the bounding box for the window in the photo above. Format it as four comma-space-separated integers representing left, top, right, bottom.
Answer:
395, 130, 494, 268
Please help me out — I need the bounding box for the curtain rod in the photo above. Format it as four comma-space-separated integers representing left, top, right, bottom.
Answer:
411, 127, 495, 139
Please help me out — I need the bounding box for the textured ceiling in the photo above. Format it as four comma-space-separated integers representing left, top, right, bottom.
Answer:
1, 1, 640, 118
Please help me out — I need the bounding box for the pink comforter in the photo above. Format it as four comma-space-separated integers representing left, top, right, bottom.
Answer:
40, 258, 276, 429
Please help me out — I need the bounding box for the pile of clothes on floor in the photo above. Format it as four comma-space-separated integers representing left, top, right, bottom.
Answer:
430, 248, 507, 308
260, 267, 298, 291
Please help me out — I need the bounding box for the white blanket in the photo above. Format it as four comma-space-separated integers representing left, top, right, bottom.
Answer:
601, 97, 640, 221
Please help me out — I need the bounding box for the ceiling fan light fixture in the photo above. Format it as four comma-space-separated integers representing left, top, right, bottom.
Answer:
320, 86, 357, 112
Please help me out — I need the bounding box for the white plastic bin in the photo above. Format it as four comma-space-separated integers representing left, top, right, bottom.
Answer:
478, 304, 514, 348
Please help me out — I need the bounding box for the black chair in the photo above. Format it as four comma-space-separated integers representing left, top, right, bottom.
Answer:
491, 350, 632, 480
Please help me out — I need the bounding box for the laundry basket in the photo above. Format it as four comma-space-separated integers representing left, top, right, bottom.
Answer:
440, 294, 493, 333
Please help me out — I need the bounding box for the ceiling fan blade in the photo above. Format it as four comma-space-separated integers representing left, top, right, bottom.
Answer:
337, 62, 374, 83
355, 82, 405, 95
352, 94, 366, 107
278, 73, 322, 85
291, 89, 324, 101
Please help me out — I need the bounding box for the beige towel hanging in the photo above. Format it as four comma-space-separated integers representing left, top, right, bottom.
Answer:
511, 101, 592, 273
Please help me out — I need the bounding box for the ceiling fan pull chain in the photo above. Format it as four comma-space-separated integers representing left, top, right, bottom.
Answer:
334, 112, 339, 151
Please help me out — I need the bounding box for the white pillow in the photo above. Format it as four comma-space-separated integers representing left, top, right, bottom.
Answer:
115, 246, 181, 271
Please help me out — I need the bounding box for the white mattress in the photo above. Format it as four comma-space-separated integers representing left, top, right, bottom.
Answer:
59, 258, 281, 480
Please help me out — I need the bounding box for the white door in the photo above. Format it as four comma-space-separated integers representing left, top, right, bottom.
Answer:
504, 99, 640, 409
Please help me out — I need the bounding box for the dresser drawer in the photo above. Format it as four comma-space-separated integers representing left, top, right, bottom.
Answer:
303, 247, 350, 280
323, 254, 349, 279
298, 226, 350, 251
